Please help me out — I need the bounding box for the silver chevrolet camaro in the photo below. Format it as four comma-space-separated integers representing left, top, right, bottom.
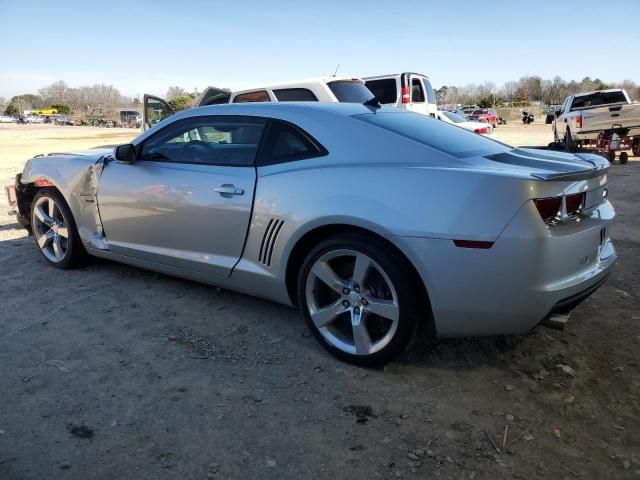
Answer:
12, 102, 616, 365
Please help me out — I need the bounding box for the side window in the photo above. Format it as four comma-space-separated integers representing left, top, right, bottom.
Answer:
273, 88, 319, 101
258, 120, 327, 166
139, 116, 266, 166
145, 97, 174, 127
423, 78, 436, 104
233, 91, 271, 103
411, 78, 425, 103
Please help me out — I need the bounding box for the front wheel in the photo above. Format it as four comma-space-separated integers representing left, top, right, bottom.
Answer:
632, 138, 640, 157
30, 189, 87, 269
297, 233, 424, 366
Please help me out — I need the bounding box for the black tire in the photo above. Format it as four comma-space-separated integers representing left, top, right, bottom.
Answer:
565, 129, 578, 153
632, 139, 640, 157
30, 188, 88, 269
619, 152, 628, 164
297, 233, 425, 366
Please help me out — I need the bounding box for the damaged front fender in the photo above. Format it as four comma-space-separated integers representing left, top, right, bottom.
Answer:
19, 153, 112, 250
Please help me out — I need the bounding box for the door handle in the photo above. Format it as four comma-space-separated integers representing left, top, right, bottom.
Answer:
611, 113, 620, 117
214, 185, 244, 196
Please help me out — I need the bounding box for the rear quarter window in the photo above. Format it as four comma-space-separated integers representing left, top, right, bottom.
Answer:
273, 88, 318, 102
233, 91, 271, 103
328, 81, 375, 103
354, 111, 509, 158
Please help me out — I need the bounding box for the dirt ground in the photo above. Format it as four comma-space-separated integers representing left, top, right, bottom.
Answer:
0, 122, 638, 480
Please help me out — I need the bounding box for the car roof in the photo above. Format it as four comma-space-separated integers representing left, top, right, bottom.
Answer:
188, 101, 387, 117
573, 88, 624, 98
363, 72, 430, 81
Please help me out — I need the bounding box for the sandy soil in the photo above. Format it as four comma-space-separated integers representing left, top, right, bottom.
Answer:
0, 123, 638, 479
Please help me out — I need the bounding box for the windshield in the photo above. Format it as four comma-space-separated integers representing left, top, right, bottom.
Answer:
328, 81, 375, 103
571, 91, 628, 110
442, 111, 466, 123
472, 109, 488, 115
354, 111, 509, 158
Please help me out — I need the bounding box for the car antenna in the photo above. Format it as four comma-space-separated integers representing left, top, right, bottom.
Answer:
332, 64, 340, 77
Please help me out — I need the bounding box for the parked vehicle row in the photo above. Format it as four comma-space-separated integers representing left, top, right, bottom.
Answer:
143, 73, 442, 130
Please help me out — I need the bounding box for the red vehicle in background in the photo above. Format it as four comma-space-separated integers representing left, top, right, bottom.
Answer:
468, 108, 498, 128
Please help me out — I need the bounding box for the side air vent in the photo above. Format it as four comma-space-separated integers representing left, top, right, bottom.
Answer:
258, 219, 284, 266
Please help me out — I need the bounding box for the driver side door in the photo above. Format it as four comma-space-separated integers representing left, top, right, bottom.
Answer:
97, 115, 266, 278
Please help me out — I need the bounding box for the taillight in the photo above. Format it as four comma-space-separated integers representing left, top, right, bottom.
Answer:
576, 114, 582, 128
534, 193, 585, 225
565, 192, 584, 215
533, 197, 561, 224
401, 87, 410, 103
474, 127, 489, 135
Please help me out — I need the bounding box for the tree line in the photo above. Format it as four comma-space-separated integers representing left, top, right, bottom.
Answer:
2, 76, 638, 116
437, 76, 639, 108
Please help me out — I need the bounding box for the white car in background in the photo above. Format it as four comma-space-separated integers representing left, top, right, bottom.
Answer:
0, 114, 15, 123
143, 77, 375, 130
364, 73, 438, 117
437, 110, 494, 136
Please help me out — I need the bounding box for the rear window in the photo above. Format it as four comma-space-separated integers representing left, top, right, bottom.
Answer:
354, 111, 508, 158
571, 91, 627, 109
365, 79, 398, 104
273, 88, 318, 102
328, 81, 375, 103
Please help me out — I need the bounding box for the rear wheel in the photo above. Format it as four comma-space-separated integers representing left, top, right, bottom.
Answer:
632, 138, 640, 157
297, 234, 423, 366
30, 189, 87, 269
619, 152, 628, 164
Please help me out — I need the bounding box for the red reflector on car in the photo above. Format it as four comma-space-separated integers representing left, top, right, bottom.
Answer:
34, 178, 53, 187
533, 197, 561, 224
453, 240, 494, 249
565, 192, 584, 215
474, 127, 489, 134
401, 87, 410, 103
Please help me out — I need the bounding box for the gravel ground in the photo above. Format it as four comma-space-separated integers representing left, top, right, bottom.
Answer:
0, 122, 638, 479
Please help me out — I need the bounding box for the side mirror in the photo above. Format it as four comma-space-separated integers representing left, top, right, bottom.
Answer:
555, 110, 561, 118
114, 144, 136, 162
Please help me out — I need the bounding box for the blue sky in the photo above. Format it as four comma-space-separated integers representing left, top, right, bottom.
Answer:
0, 0, 638, 99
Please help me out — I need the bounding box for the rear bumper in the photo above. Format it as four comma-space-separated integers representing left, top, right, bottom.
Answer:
401, 200, 616, 337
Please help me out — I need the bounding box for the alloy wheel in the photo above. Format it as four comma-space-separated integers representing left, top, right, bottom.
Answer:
32, 195, 69, 263
305, 249, 400, 356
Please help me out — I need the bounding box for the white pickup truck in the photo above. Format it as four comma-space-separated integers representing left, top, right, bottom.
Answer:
553, 89, 640, 155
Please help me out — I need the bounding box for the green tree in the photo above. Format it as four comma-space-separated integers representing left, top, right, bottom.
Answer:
4, 103, 19, 116
49, 104, 72, 115
10, 94, 45, 110
168, 96, 193, 112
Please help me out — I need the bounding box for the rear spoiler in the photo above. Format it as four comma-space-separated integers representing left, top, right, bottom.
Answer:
531, 153, 609, 181
486, 148, 610, 182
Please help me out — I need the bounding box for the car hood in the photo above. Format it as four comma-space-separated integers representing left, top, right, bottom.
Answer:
482, 147, 609, 181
